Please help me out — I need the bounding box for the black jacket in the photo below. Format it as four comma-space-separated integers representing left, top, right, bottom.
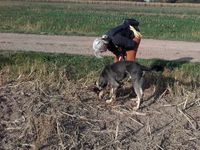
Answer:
106, 19, 140, 57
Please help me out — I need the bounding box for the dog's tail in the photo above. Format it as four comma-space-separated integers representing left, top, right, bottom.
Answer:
141, 64, 164, 72
150, 64, 164, 72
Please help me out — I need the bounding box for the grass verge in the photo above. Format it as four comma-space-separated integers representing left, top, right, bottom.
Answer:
0, 51, 199, 86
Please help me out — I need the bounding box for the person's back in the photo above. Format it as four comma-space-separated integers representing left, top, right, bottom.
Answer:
92, 18, 142, 62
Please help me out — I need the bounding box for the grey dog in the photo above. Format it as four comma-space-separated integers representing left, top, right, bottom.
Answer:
96, 61, 161, 109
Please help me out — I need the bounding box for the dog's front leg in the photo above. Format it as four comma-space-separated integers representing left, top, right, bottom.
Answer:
136, 97, 141, 110
98, 90, 104, 99
106, 88, 114, 103
106, 87, 117, 103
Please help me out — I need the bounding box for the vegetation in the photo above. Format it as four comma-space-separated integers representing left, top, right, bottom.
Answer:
0, 1, 200, 41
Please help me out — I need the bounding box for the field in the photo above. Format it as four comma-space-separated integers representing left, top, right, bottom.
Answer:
1, 1, 200, 41
0, 1, 200, 150
0, 51, 200, 149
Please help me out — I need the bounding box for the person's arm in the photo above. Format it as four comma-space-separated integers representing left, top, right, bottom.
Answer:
107, 41, 121, 57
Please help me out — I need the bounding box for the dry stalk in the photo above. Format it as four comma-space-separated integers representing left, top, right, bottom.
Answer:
156, 144, 164, 150
158, 88, 169, 101
183, 97, 188, 110
177, 101, 185, 107
146, 117, 152, 137
56, 118, 66, 150
60, 111, 102, 123
97, 140, 119, 150
38, 84, 51, 97
28, 66, 34, 77
163, 104, 173, 107
92, 130, 124, 134
129, 117, 144, 127
178, 107, 197, 130
83, 102, 99, 111
113, 109, 146, 116
131, 110, 146, 116
60, 111, 75, 117
115, 120, 120, 140
189, 137, 198, 141
5, 127, 22, 131
7, 81, 23, 88
16, 74, 22, 80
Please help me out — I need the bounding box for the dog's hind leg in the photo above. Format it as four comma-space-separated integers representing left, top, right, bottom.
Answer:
109, 88, 114, 98
139, 76, 144, 97
131, 77, 144, 109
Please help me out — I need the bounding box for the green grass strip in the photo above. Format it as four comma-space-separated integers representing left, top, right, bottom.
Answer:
0, 1, 200, 41
0, 51, 199, 84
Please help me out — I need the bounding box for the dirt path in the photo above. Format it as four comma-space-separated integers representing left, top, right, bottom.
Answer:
0, 33, 200, 62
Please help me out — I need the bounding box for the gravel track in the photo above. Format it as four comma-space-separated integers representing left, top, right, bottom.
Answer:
0, 33, 200, 62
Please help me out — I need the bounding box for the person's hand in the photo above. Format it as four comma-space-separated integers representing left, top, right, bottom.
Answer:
129, 25, 142, 39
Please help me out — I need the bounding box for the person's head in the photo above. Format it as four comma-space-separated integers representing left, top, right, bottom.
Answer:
92, 37, 108, 58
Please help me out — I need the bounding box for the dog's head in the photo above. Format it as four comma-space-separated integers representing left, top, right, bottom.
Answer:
95, 75, 108, 91
89, 73, 108, 95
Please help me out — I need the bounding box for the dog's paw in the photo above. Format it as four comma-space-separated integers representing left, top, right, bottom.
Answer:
106, 98, 113, 104
130, 98, 137, 102
98, 91, 104, 99
99, 95, 103, 100
130, 98, 140, 110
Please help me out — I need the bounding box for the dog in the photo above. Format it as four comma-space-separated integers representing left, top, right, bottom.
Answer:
95, 61, 162, 109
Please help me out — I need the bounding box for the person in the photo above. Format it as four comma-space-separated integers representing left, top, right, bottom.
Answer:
92, 18, 142, 62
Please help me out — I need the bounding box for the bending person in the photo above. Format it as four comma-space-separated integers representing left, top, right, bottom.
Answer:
93, 18, 142, 62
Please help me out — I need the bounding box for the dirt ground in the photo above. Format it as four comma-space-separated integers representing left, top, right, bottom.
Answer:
0, 33, 200, 62
0, 33, 200, 149
0, 71, 200, 150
